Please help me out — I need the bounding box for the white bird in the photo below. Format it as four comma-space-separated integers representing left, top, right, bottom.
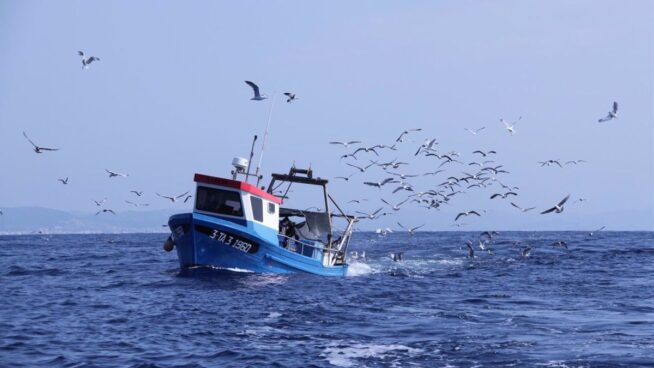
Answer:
95, 209, 116, 215
598, 101, 618, 123
397, 222, 424, 235
381, 198, 408, 211
490, 192, 518, 200
78, 51, 100, 69
156, 191, 190, 203
23, 132, 59, 154
588, 226, 606, 237
125, 200, 150, 207
501, 116, 522, 135
520, 245, 532, 258
464, 127, 486, 135
375, 227, 393, 236
244, 81, 267, 101
455, 210, 481, 222
283, 92, 297, 103
565, 160, 587, 165
347, 162, 375, 173
106, 169, 128, 178
92, 198, 107, 207
58, 177, 69, 185
363, 178, 396, 188
130, 191, 143, 196
465, 241, 475, 258
355, 208, 384, 220
540, 194, 571, 214
395, 128, 422, 143
330, 141, 361, 148
510, 202, 536, 213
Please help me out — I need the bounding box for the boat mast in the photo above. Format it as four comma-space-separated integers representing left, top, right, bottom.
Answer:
255, 93, 276, 187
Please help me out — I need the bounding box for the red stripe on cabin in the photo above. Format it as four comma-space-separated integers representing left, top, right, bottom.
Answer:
194, 173, 283, 204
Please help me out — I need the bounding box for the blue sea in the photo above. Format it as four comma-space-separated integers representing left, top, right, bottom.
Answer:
1, 232, 653, 367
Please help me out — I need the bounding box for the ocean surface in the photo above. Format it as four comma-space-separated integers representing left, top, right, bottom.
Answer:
1, 231, 653, 368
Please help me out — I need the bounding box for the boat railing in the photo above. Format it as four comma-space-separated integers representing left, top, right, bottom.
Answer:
277, 233, 343, 259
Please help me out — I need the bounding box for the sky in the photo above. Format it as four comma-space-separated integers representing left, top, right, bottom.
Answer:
0, 0, 652, 231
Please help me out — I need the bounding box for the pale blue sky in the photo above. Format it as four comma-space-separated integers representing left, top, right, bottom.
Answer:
0, 1, 652, 230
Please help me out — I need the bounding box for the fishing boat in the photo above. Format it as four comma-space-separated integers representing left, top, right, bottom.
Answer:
163, 154, 356, 276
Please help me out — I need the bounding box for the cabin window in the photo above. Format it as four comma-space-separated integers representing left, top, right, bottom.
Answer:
267, 202, 276, 214
195, 186, 243, 217
250, 196, 264, 222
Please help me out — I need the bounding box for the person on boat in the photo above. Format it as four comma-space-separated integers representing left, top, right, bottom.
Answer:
280, 216, 299, 249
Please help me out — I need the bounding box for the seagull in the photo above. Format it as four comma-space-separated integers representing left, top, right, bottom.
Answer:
363, 178, 396, 188
382, 198, 408, 211
106, 169, 128, 178
501, 116, 522, 135
423, 170, 445, 176
352, 147, 379, 156
464, 127, 486, 135
480, 231, 499, 240
390, 252, 404, 262
398, 222, 424, 235
541, 194, 571, 214
346, 162, 375, 173
283, 92, 297, 103
565, 160, 587, 165
125, 200, 150, 207
78, 51, 100, 69
520, 245, 532, 258
551, 240, 568, 249
347, 199, 367, 204
92, 198, 107, 207
415, 138, 438, 156
95, 209, 116, 216
588, 226, 606, 237
392, 183, 414, 194
455, 210, 481, 221
539, 160, 563, 168
22, 132, 59, 154
130, 191, 143, 196
244, 81, 267, 101
490, 192, 518, 200
58, 177, 69, 185
510, 202, 536, 212
388, 172, 418, 180
472, 150, 496, 157
355, 207, 384, 220
156, 191, 190, 203
334, 174, 354, 181
375, 227, 393, 236
598, 101, 618, 123
395, 128, 422, 143
465, 241, 475, 258
330, 141, 361, 148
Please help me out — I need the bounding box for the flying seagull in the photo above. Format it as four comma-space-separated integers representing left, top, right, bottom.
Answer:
501, 116, 522, 135
106, 169, 128, 178
346, 162, 374, 173
520, 245, 532, 258
598, 101, 618, 123
490, 192, 518, 200
510, 202, 535, 212
565, 160, 587, 165
363, 178, 395, 188
588, 226, 606, 237
455, 210, 481, 221
382, 198, 408, 211
130, 191, 143, 197
283, 92, 297, 103
539, 160, 563, 168
465, 241, 475, 258
156, 191, 190, 203
397, 222, 424, 235
244, 81, 267, 101
355, 207, 384, 220
464, 127, 486, 135
125, 200, 150, 207
330, 141, 361, 148
78, 51, 100, 69
395, 128, 422, 143
22, 132, 59, 154
58, 177, 69, 185
541, 194, 571, 214
92, 198, 107, 207
95, 209, 116, 216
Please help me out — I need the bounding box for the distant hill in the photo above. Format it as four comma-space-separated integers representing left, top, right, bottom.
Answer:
0, 207, 176, 234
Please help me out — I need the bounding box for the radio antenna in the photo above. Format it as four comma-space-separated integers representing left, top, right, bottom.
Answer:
255, 93, 276, 187
244, 135, 258, 183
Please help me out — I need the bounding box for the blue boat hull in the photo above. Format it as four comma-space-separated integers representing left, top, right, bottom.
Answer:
168, 213, 348, 277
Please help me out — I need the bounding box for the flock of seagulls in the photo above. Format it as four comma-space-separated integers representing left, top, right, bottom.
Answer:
324, 101, 620, 261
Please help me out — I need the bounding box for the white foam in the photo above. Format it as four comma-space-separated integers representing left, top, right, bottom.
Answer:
346, 261, 373, 277
321, 342, 422, 367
